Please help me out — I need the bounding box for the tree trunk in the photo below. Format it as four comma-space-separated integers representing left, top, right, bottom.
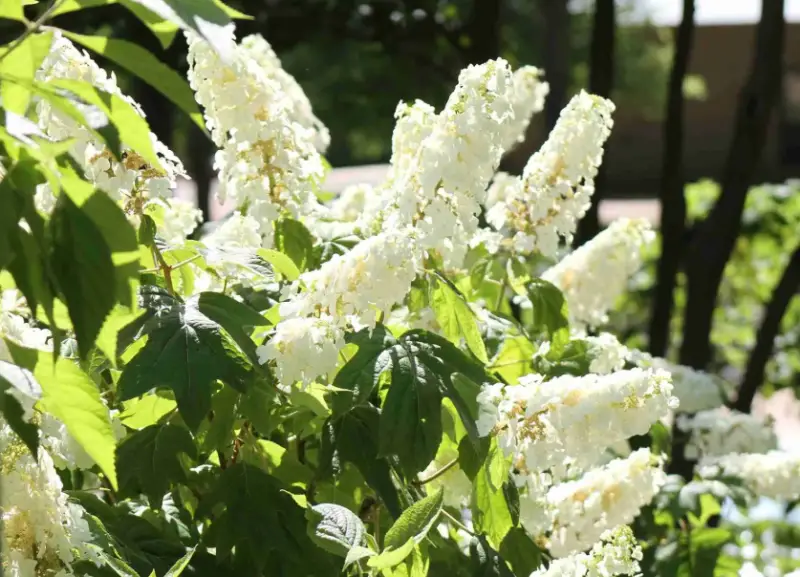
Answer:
467, 0, 501, 64
188, 123, 214, 224
648, 0, 696, 357
734, 246, 800, 412
575, 0, 615, 247
679, 0, 785, 369
542, 0, 571, 132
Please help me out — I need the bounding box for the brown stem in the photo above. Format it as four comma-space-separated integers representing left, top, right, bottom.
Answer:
734, 246, 800, 412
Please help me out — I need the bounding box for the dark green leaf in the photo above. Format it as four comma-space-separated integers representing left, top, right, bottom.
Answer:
116, 423, 196, 503
525, 278, 569, 346
62, 31, 206, 130
499, 528, 543, 577
384, 487, 443, 551
49, 192, 116, 358
306, 503, 366, 557
535, 339, 592, 378
201, 462, 336, 574
274, 217, 315, 272
320, 406, 402, 519
117, 297, 252, 430
164, 547, 196, 577
331, 325, 396, 415
195, 291, 266, 363
469, 535, 514, 577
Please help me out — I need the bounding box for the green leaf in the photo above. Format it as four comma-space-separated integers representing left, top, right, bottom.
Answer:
431, 273, 488, 363
384, 487, 443, 551
388, 544, 429, 577
49, 78, 163, 170
61, 31, 205, 131
8, 345, 118, 487
164, 547, 196, 577
331, 325, 396, 415
367, 538, 415, 570
525, 278, 569, 346
274, 217, 315, 272
49, 192, 116, 359
469, 535, 514, 577
116, 423, 196, 502
117, 295, 252, 430
0, 361, 41, 455
256, 248, 301, 281
124, 0, 234, 61
490, 335, 535, 384
0, 0, 27, 20
195, 291, 266, 363
344, 545, 376, 568
379, 330, 489, 476
306, 503, 366, 557
471, 440, 513, 548
201, 462, 336, 574
535, 338, 592, 378
119, 394, 177, 430
0, 31, 53, 114
320, 406, 402, 519
499, 528, 543, 577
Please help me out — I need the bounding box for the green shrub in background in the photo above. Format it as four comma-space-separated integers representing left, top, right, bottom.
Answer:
609, 179, 800, 394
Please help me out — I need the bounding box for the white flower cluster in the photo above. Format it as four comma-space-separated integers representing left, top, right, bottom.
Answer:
538, 449, 666, 557
677, 407, 777, 460
256, 315, 344, 388
378, 60, 516, 266
486, 91, 615, 258
542, 218, 655, 328
1, 417, 97, 577
530, 526, 643, 577
698, 451, 800, 501
186, 26, 325, 248
258, 227, 420, 385
258, 60, 520, 387
584, 332, 630, 375
630, 350, 729, 413
35, 34, 191, 241
500, 65, 549, 152
477, 369, 676, 475
239, 34, 331, 153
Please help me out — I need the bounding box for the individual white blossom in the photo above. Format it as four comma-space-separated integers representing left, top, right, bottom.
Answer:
1, 417, 97, 577
697, 451, 800, 501
239, 34, 330, 153
279, 227, 421, 327
256, 315, 344, 388
485, 171, 519, 211
542, 218, 655, 328
584, 332, 630, 375
477, 369, 676, 476
0, 291, 52, 361
486, 91, 615, 258
629, 350, 730, 413
500, 65, 549, 152
39, 411, 126, 472
530, 526, 643, 577
35, 33, 186, 224
544, 449, 666, 557
186, 26, 325, 246
677, 408, 777, 460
